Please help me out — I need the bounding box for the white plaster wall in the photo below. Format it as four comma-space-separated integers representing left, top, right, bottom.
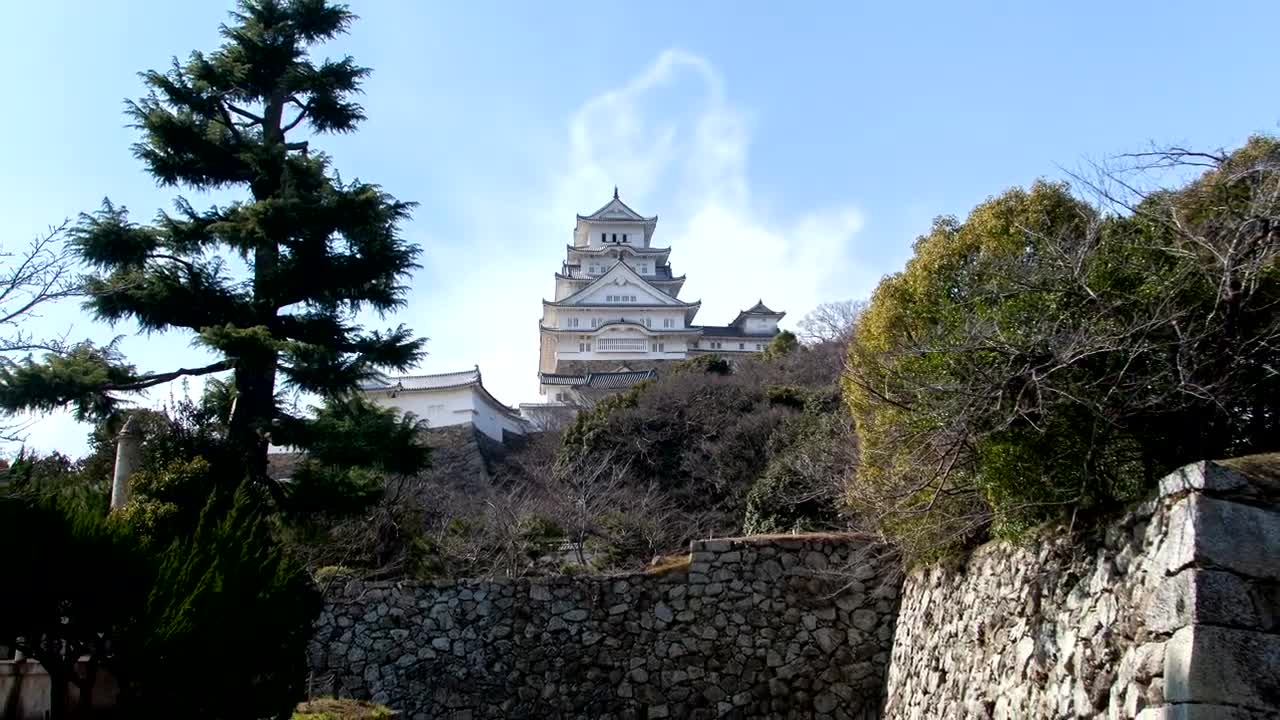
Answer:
471, 392, 526, 441
695, 338, 768, 353
743, 316, 779, 334
553, 331, 691, 363
586, 222, 645, 248
366, 386, 475, 430
365, 386, 524, 442
550, 309, 685, 331
580, 280, 668, 305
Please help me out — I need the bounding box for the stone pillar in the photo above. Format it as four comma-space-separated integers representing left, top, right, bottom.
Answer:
109, 416, 142, 510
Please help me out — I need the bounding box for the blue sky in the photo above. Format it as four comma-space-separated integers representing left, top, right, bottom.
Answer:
3, 0, 1277, 456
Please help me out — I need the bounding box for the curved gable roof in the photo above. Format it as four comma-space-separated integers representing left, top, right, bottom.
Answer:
548, 260, 694, 308
576, 188, 656, 223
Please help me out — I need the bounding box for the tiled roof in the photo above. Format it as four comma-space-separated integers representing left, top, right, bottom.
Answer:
558, 263, 679, 282
358, 368, 480, 392
567, 244, 669, 255
585, 369, 658, 389
742, 300, 782, 315
577, 189, 655, 223
695, 325, 778, 338
540, 369, 658, 389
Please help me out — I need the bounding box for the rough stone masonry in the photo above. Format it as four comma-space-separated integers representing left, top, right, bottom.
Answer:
310, 459, 1280, 719
884, 459, 1280, 720
309, 535, 901, 719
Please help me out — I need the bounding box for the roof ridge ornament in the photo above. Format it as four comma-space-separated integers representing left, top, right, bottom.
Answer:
614, 185, 619, 200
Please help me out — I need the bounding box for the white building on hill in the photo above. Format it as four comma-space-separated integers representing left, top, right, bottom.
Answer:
537, 189, 785, 402
359, 367, 526, 442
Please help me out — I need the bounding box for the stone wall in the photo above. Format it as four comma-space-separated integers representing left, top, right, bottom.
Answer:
309, 535, 900, 719
420, 425, 495, 489
1, 659, 118, 720
884, 459, 1280, 720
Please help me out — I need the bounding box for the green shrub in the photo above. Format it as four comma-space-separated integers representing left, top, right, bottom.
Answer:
845, 142, 1280, 561
114, 486, 320, 719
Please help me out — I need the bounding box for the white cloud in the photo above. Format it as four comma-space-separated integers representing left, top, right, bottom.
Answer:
409, 49, 871, 410
16, 49, 874, 457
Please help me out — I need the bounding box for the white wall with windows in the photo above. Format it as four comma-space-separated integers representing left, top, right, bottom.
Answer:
584, 223, 646, 248
547, 328, 692, 364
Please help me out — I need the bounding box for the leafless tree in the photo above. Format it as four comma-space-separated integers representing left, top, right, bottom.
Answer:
0, 222, 81, 442
797, 299, 866, 345
551, 448, 633, 566
1, 222, 79, 355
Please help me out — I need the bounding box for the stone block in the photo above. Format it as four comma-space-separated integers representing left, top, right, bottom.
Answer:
1158, 460, 1249, 498
1164, 625, 1280, 710
1141, 704, 1277, 719
1175, 495, 1280, 580
1144, 569, 1260, 634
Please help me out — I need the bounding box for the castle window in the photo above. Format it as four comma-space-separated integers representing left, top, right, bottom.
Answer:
601, 233, 606, 243
659, 342, 665, 352
612, 233, 617, 242
591, 318, 598, 328
579, 342, 586, 352
739, 343, 745, 350
623, 233, 628, 243
663, 318, 673, 328
644, 318, 651, 328
651, 342, 657, 352
756, 343, 763, 350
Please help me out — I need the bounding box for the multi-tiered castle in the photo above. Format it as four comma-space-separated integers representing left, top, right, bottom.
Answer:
358, 190, 784, 436
536, 190, 784, 405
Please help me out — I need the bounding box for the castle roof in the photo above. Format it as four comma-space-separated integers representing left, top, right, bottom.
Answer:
539, 368, 658, 390
567, 243, 669, 256
574, 189, 658, 245
694, 325, 777, 338
541, 319, 701, 336
359, 367, 522, 419
546, 260, 700, 322
359, 368, 481, 392
731, 299, 786, 327
576, 187, 657, 224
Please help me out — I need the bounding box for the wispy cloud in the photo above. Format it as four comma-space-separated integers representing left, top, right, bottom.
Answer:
15, 49, 874, 454
414, 49, 870, 408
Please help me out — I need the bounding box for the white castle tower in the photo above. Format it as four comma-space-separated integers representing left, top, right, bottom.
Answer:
537, 189, 785, 404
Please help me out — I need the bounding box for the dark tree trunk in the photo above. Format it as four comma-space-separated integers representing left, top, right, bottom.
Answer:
230, 359, 279, 494
46, 666, 70, 720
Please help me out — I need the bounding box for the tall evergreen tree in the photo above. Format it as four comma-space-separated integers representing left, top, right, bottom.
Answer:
0, 1, 425, 499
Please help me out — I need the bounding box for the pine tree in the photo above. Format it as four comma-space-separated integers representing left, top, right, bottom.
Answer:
0, 1, 425, 500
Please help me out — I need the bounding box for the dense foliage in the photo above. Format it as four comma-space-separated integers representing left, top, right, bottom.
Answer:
0, 0, 427, 505
555, 345, 855, 567
845, 139, 1280, 560
116, 488, 319, 719
0, 486, 316, 720
0, 493, 148, 719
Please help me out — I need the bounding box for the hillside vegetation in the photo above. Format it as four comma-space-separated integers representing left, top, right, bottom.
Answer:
846, 140, 1280, 561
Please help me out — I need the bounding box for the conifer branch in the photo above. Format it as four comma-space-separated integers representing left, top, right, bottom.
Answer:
111, 359, 232, 392
280, 104, 311, 135
225, 102, 263, 125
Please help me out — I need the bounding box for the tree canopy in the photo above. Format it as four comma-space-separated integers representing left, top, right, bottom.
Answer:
844, 139, 1280, 560
0, 0, 426, 500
